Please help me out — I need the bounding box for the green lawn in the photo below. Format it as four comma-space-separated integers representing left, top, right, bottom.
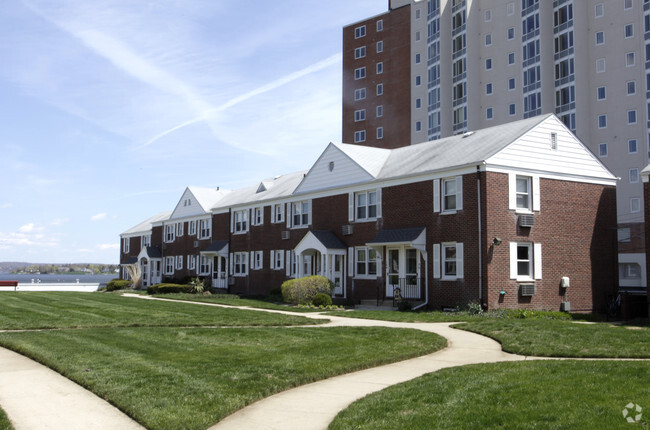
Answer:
324, 309, 473, 322
330, 360, 650, 429
0, 326, 446, 430
0, 407, 12, 430
456, 319, 650, 358
149, 293, 325, 313
0, 292, 319, 329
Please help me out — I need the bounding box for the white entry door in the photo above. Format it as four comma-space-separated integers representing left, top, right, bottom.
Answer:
333, 255, 343, 295
386, 248, 400, 297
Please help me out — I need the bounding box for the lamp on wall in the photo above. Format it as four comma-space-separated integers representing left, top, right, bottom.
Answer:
492, 237, 502, 246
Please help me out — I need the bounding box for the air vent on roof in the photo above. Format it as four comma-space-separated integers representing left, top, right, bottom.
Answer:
462, 131, 475, 138
520, 284, 536, 296
281, 231, 290, 240
342, 225, 354, 236
519, 214, 535, 228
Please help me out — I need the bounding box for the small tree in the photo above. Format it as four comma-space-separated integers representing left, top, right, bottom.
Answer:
124, 263, 142, 290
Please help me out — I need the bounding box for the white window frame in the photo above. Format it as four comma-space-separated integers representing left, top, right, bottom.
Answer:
627, 81, 636, 95
189, 220, 197, 236
377, 41, 383, 53
628, 110, 637, 124
486, 107, 493, 120
355, 247, 378, 278
188, 255, 196, 271
164, 256, 175, 275
631, 198, 641, 213
377, 105, 383, 117
354, 46, 366, 59
507, 27, 515, 40
625, 0, 633, 10
625, 23, 634, 39
596, 58, 606, 73
175, 255, 183, 270
272, 203, 285, 224
376, 62, 383, 74
376, 83, 383, 96
354, 109, 366, 122
630, 168, 640, 183
509, 242, 542, 281
251, 251, 263, 270
271, 250, 284, 270
252, 207, 264, 226
355, 190, 378, 221
164, 224, 175, 243
176, 222, 184, 237
509, 173, 540, 212
598, 114, 607, 129
198, 218, 211, 240
233, 209, 249, 234
485, 33, 492, 46
354, 130, 366, 143
291, 200, 311, 228
199, 255, 212, 276
595, 31, 604, 45
354, 88, 366, 101
355, 25, 366, 39
626, 52, 635, 67
597, 86, 606, 100
377, 127, 383, 139
595, 3, 604, 18
354, 67, 366, 80
232, 252, 249, 277
376, 19, 383, 32
141, 235, 151, 248
122, 237, 130, 254
442, 243, 464, 280
599, 143, 608, 157
628, 139, 638, 154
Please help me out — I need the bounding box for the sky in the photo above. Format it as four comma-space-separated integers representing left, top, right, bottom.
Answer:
0, 0, 387, 265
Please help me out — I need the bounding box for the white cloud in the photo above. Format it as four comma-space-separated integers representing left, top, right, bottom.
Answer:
98, 243, 119, 250
0, 203, 14, 209
50, 218, 70, 226
90, 213, 107, 221
18, 223, 41, 233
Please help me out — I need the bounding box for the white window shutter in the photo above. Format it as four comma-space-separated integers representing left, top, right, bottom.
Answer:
433, 179, 441, 213
285, 250, 291, 276
456, 176, 463, 211
279, 251, 284, 269
532, 176, 541, 212
230, 212, 234, 233
348, 193, 354, 222
348, 247, 354, 275
260, 207, 264, 225
433, 244, 441, 279
271, 205, 276, 223
456, 242, 464, 279
250, 252, 254, 269
534, 243, 542, 279
508, 173, 517, 210
229, 253, 233, 275
509, 242, 518, 279
286, 203, 292, 228
270, 250, 275, 269
307, 200, 312, 225
376, 188, 382, 218
259, 251, 264, 270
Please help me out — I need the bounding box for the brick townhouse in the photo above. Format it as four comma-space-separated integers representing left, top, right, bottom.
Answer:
120, 114, 617, 311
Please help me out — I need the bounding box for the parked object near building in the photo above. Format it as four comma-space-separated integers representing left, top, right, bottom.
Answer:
121, 115, 617, 311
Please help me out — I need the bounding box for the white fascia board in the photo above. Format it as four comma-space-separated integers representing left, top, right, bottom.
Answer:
485, 165, 618, 187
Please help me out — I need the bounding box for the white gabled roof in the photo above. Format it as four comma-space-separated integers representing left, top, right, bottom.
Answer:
212, 171, 307, 211
169, 187, 230, 219
121, 211, 172, 236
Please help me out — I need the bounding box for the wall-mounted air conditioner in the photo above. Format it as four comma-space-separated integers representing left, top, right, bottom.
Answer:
342, 225, 354, 235
520, 284, 536, 296
519, 214, 535, 228
281, 231, 290, 240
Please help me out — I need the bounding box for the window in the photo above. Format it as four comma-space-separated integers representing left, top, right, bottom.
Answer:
516, 176, 532, 211
485, 9, 492, 22
175, 255, 183, 270
509, 104, 516, 116
354, 46, 366, 59
442, 243, 459, 279
415, 121, 422, 132
627, 81, 636, 95
141, 235, 151, 247
122, 237, 130, 253
625, 0, 633, 9
596, 58, 606, 73
626, 52, 635, 67
486, 83, 493, 95
354, 130, 366, 143
625, 24, 634, 38
376, 62, 383, 74
508, 52, 515, 65
620, 263, 641, 280
198, 218, 211, 239
164, 224, 175, 243
234, 209, 248, 233
251, 251, 263, 270
354, 88, 366, 100
415, 75, 422, 86
630, 168, 640, 183
515, 243, 532, 279
176, 222, 184, 237
354, 67, 366, 80
442, 178, 460, 211
618, 228, 632, 243
376, 83, 383, 95
271, 250, 284, 270
233, 252, 248, 276
598, 114, 607, 128
507, 27, 515, 40
377, 127, 383, 139
595, 3, 604, 17
376, 19, 383, 32
435, 177, 462, 213
595, 31, 604, 45
628, 139, 638, 153
199, 255, 211, 275
486, 107, 494, 120
354, 109, 366, 122
415, 31, 421, 42
355, 247, 378, 277
597, 86, 606, 100
599, 143, 608, 157
252, 207, 263, 226
355, 25, 366, 39
377, 105, 383, 117
485, 33, 492, 46
164, 257, 174, 275
189, 220, 197, 236
485, 58, 492, 70
187, 255, 196, 271
272, 204, 284, 223
631, 197, 641, 213
508, 78, 516, 90
292, 201, 310, 227
507, 2, 515, 15
628, 110, 637, 124
415, 8, 421, 19
356, 191, 378, 221
416, 98, 422, 109
377, 41, 383, 53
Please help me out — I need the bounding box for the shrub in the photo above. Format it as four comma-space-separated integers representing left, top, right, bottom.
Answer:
397, 300, 412, 312
281, 276, 333, 305
467, 301, 484, 316
312, 293, 332, 307
146, 284, 193, 295
106, 279, 132, 291
188, 277, 206, 294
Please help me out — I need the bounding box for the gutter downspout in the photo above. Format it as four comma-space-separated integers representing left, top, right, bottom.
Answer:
477, 165, 483, 304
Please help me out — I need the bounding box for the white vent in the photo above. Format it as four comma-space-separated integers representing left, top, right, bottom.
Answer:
519, 214, 535, 228
228, 277, 235, 286
281, 231, 290, 240
342, 225, 354, 235
520, 284, 536, 296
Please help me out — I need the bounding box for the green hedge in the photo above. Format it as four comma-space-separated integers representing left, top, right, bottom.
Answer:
281, 276, 333, 305
106, 279, 132, 291
146, 284, 194, 295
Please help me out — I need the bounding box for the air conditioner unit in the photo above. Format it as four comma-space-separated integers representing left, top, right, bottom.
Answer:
193, 241, 199, 248
520, 284, 536, 296
281, 231, 290, 240
342, 224, 354, 235
519, 214, 535, 228
228, 277, 235, 286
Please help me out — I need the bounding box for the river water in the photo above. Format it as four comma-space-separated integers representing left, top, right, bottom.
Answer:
0, 273, 117, 285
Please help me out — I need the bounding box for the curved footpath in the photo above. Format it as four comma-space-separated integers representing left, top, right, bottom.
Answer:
0, 295, 640, 430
